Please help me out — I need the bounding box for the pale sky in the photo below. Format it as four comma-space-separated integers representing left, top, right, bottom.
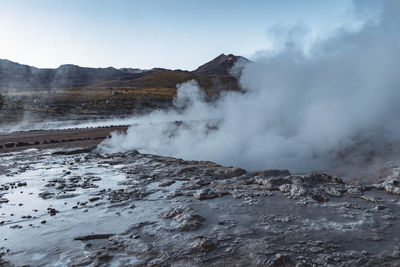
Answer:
0, 0, 360, 70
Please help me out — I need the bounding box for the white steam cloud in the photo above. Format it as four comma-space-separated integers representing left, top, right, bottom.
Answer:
101, 0, 400, 174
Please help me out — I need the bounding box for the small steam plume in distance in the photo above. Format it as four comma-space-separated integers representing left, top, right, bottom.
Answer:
100, 0, 400, 176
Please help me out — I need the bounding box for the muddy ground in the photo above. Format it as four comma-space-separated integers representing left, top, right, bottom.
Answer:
0, 126, 128, 153
1, 131, 400, 266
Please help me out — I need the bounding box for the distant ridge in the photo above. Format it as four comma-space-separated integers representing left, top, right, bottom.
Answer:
0, 54, 249, 89
0, 60, 154, 89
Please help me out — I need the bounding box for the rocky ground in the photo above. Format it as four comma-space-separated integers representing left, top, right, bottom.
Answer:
1, 142, 400, 266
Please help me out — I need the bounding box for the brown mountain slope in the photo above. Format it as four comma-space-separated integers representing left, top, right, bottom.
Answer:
90, 70, 241, 93
193, 53, 249, 75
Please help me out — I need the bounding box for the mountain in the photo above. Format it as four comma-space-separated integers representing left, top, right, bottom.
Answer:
0, 54, 248, 119
0, 54, 249, 90
192, 54, 249, 75
0, 60, 155, 89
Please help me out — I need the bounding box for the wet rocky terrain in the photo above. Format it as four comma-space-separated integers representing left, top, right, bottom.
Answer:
1, 145, 400, 266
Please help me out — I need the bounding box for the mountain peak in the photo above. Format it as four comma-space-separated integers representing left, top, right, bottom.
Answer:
193, 53, 249, 75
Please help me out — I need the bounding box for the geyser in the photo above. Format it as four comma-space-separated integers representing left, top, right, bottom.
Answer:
101, 0, 400, 174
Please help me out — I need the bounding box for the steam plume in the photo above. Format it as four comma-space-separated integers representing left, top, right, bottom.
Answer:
101, 0, 400, 174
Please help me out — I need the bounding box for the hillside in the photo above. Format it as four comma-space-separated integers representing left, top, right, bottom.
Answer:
0, 54, 248, 122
